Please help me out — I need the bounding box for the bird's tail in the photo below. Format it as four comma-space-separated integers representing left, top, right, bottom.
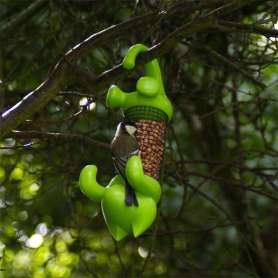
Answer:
124, 177, 138, 207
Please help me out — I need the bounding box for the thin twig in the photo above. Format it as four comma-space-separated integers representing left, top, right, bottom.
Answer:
9, 130, 110, 149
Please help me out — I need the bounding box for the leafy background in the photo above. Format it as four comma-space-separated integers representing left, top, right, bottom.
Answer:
0, 0, 278, 277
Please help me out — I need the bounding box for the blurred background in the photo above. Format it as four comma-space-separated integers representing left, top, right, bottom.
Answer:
0, 0, 278, 277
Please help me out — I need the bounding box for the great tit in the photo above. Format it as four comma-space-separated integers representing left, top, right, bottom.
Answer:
111, 121, 139, 206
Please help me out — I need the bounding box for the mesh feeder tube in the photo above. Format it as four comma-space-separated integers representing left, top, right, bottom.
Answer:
125, 106, 167, 180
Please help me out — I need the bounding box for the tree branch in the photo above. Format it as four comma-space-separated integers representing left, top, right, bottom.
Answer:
203, 45, 266, 88
10, 130, 109, 149
0, 12, 159, 139
219, 20, 278, 38
0, 0, 48, 34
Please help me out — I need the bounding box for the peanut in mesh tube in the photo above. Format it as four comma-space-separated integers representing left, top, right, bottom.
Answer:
135, 120, 166, 180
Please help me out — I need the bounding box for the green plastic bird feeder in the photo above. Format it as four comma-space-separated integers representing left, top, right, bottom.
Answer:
79, 44, 173, 240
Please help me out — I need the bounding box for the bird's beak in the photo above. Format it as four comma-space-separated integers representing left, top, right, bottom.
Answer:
125, 125, 137, 136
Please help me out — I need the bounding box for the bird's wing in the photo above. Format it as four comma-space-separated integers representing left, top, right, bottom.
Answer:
111, 134, 139, 206
112, 156, 127, 178
111, 134, 139, 178
112, 151, 139, 178
112, 155, 139, 206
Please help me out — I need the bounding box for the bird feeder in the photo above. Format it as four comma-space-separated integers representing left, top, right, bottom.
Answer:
79, 44, 173, 240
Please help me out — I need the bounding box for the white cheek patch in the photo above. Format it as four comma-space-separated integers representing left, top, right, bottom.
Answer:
126, 125, 137, 136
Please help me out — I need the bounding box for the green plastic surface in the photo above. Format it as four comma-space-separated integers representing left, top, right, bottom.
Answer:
106, 44, 173, 121
125, 105, 168, 122
79, 156, 161, 241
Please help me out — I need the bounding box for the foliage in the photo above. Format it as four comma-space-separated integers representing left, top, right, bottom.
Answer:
1, 0, 278, 277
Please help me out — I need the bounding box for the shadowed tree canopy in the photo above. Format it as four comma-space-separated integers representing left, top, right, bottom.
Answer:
1, 0, 278, 277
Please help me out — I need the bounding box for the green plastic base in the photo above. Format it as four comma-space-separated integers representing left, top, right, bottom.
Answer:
125, 106, 168, 122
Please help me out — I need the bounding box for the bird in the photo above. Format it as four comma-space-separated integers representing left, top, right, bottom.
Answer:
111, 121, 139, 206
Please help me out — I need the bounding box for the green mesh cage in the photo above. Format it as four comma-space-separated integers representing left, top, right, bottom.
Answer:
125, 106, 168, 122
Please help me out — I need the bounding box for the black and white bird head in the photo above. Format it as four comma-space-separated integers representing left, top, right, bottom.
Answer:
115, 121, 137, 137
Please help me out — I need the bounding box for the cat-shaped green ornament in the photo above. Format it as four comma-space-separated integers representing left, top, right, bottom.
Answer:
79, 44, 173, 240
